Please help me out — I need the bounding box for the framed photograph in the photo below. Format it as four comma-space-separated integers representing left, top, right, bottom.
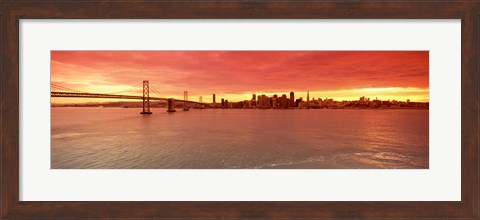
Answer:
1, 1, 478, 219
49, 50, 430, 169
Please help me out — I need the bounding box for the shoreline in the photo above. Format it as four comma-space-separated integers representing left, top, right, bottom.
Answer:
51, 106, 429, 110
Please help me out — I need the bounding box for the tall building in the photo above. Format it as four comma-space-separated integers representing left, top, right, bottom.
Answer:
212, 94, 216, 108
221, 98, 225, 108
255, 94, 272, 109
273, 94, 278, 108
307, 90, 310, 109
260, 95, 266, 108
281, 94, 288, 108
295, 98, 302, 107
290, 92, 295, 107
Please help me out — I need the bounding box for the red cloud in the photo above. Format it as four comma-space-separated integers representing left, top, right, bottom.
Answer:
51, 51, 428, 97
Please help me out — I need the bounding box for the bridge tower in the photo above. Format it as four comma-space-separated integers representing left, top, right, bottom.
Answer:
183, 91, 190, 111
167, 98, 176, 112
140, 80, 152, 114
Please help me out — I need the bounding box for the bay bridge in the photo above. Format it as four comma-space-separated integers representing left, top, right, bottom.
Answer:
51, 80, 210, 114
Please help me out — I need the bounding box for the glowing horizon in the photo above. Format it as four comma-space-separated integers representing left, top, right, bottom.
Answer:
51, 51, 429, 104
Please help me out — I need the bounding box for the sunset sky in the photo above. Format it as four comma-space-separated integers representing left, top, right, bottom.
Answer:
51, 51, 429, 104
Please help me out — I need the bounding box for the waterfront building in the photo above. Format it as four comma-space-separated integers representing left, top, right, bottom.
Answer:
306, 90, 310, 108
212, 94, 216, 108
299, 101, 306, 108
295, 98, 302, 107
272, 97, 278, 108
252, 94, 257, 108
258, 94, 271, 109
290, 92, 295, 107
281, 94, 288, 108
273, 94, 278, 108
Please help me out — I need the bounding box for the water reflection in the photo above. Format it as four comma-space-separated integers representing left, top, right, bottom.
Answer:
51, 108, 429, 169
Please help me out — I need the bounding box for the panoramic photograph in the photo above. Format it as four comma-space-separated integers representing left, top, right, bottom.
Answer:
51, 51, 429, 169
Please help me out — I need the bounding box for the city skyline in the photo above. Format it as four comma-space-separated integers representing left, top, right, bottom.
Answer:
52, 90, 428, 110
51, 51, 429, 103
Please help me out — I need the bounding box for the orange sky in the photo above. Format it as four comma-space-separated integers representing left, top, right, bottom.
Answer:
51, 51, 429, 103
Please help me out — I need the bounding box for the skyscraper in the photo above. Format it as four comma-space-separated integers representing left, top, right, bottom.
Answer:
259, 95, 265, 108
221, 98, 225, 108
307, 90, 310, 109
273, 94, 278, 108
290, 92, 295, 107
213, 94, 216, 104
281, 94, 288, 108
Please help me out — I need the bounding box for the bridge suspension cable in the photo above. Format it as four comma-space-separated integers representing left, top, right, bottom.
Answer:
149, 85, 165, 98
52, 82, 143, 95
151, 88, 163, 98
108, 82, 143, 94
51, 83, 88, 93
51, 81, 207, 107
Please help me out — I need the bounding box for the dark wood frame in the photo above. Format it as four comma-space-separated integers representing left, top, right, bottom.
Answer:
1, 0, 478, 219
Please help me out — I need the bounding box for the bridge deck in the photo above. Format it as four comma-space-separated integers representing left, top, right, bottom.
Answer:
51, 92, 205, 105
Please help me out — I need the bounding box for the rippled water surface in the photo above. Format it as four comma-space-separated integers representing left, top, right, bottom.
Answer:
51, 107, 429, 169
